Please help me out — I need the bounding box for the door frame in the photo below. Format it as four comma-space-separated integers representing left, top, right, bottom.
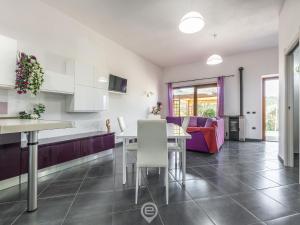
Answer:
284, 36, 299, 168
262, 76, 279, 141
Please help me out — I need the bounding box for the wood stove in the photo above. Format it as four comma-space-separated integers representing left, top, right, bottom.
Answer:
224, 67, 246, 141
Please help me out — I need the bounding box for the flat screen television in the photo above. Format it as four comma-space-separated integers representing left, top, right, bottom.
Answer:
108, 74, 127, 93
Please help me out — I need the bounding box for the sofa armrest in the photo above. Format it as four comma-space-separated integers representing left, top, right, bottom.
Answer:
187, 127, 218, 153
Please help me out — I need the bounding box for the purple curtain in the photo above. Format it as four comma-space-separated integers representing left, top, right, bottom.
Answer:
167, 83, 173, 116
217, 76, 224, 117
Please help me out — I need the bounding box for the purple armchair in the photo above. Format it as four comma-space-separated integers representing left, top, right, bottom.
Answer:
166, 116, 224, 154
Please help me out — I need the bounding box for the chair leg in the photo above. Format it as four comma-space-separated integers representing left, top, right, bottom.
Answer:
146, 168, 149, 176
139, 167, 142, 187
165, 166, 169, 205
158, 168, 161, 175
135, 167, 139, 204
175, 151, 177, 168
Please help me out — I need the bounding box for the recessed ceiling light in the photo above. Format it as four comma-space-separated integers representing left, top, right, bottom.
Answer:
179, 11, 205, 34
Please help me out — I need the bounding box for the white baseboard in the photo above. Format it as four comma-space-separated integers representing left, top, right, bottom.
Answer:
0, 149, 113, 191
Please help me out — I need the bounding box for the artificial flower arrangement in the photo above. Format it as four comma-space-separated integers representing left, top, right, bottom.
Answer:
15, 52, 44, 96
19, 103, 46, 119
151, 102, 162, 115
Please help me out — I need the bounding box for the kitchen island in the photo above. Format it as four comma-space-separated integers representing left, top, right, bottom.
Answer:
0, 119, 73, 212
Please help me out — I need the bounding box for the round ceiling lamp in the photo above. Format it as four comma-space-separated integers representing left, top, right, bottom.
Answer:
206, 33, 223, 65
206, 54, 223, 65
179, 11, 205, 34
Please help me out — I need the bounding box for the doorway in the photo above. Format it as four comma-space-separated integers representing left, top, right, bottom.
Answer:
262, 77, 279, 142
286, 42, 300, 167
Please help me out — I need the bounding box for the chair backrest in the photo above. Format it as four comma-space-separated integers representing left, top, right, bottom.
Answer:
117, 116, 126, 132
181, 116, 190, 132
137, 119, 168, 167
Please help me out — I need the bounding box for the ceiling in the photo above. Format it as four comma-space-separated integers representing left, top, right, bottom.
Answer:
41, 0, 284, 68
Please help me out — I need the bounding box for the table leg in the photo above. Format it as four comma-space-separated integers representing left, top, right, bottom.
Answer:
122, 138, 127, 184
181, 139, 186, 186
27, 131, 38, 212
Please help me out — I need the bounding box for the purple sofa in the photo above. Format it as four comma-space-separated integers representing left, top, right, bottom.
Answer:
166, 116, 224, 153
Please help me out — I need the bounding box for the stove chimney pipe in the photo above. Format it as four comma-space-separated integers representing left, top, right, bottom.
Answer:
239, 67, 244, 116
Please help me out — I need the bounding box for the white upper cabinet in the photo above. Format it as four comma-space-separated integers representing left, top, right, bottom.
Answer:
41, 70, 74, 94
94, 67, 109, 90
0, 35, 17, 88
67, 60, 94, 87
66, 60, 109, 112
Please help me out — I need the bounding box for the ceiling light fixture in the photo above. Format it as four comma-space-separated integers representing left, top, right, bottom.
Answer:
206, 54, 223, 65
207, 34, 223, 65
179, 11, 205, 34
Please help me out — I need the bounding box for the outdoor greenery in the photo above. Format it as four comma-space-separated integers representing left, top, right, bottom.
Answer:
266, 96, 279, 131
200, 108, 216, 118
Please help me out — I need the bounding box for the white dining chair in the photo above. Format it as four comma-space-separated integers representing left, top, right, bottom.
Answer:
117, 116, 137, 151
135, 119, 169, 205
168, 116, 190, 168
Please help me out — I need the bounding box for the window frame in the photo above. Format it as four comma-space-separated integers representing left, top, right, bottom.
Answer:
173, 83, 217, 117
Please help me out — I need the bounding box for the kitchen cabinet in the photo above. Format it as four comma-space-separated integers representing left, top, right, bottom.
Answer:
66, 60, 109, 112
0, 35, 17, 88
41, 70, 74, 94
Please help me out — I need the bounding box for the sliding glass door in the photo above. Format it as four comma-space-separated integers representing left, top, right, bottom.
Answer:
173, 84, 217, 117
196, 85, 217, 117
173, 87, 194, 116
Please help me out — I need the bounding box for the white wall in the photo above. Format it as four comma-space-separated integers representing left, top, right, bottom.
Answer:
161, 48, 278, 140
278, 0, 300, 161
0, 0, 162, 139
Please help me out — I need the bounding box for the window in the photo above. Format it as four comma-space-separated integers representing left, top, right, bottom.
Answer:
173, 84, 217, 117
173, 87, 194, 116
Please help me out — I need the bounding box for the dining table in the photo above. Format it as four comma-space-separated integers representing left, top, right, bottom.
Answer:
116, 123, 191, 185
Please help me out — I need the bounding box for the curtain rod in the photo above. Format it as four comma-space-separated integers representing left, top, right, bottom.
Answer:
166, 74, 234, 84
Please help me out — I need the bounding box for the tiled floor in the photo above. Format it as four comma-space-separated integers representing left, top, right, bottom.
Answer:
1, 141, 300, 225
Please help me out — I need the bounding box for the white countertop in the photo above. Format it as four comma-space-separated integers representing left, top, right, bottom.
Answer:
0, 119, 74, 134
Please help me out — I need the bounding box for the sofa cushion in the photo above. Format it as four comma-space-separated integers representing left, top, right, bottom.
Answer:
205, 118, 213, 127
189, 116, 198, 127
197, 117, 207, 127
166, 116, 182, 126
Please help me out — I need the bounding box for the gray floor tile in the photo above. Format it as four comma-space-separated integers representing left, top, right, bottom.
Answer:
265, 214, 300, 225
206, 176, 254, 194
230, 173, 280, 189
159, 201, 214, 225
149, 181, 191, 206
39, 180, 82, 198
196, 196, 260, 225
231, 191, 295, 221
0, 201, 26, 225
79, 176, 114, 193
14, 196, 74, 225
112, 209, 162, 225
184, 179, 224, 199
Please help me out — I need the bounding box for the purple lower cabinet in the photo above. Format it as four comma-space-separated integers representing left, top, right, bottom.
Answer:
80, 138, 94, 156
103, 134, 115, 150
38, 145, 52, 169
0, 142, 21, 180
0, 133, 115, 182
92, 134, 115, 153
51, 140, 81, 165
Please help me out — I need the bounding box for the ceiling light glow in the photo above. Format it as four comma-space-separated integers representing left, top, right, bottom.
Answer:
179, 11, 205, 34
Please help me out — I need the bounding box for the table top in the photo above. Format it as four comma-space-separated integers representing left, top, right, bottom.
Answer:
116, 123, 191, 139
0, 119, 74, 134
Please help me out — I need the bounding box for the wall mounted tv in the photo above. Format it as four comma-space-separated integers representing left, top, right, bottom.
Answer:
108, 74, 127, 93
